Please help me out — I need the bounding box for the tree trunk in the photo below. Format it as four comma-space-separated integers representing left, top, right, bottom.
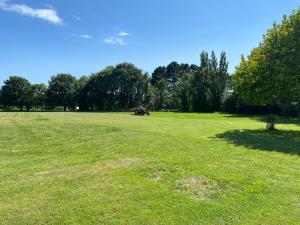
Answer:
266, 122, 276, 131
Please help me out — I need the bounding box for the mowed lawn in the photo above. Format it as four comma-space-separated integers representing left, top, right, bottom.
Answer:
0, 112, 299, 225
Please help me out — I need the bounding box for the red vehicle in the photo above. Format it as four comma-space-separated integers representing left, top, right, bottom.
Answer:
134, 107, 150, 116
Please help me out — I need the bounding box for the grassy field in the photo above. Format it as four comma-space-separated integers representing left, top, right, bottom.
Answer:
0, 112, 299, 225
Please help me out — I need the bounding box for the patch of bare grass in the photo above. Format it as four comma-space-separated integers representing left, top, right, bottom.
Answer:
176, 176, 222, 201
34, 157, 141, 180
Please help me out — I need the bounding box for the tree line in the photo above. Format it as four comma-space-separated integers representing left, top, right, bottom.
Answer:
1, 8, 300, 115
0, 53, 230, 112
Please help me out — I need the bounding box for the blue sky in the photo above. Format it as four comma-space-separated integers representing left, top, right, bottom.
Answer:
0, 0, 299, 84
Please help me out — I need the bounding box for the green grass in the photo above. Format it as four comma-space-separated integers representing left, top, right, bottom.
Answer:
0, 112, 299, 225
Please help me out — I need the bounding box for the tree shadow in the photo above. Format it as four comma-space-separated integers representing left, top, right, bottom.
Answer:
223, 114, 300, 126
215, 129, 300, 156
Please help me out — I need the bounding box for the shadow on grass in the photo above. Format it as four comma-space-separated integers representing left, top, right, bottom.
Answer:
223, 114, 300, 126
215, 129, 300, 155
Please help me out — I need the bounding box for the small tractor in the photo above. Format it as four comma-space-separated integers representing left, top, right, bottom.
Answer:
134, 107, 150, 116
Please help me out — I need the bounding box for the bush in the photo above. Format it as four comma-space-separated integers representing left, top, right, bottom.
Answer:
221, 95, 238, 113
280, 104, 300, 116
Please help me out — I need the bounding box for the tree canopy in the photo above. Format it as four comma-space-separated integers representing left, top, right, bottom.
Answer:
233, 9, 300, 113
0, 56, 229, 112
47, 74, 78, 111
1, 76, 32, 110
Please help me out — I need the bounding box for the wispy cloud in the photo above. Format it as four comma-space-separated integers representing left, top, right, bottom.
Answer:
81, 34, 91, 39
0, 0, 63, 25
70, 34, 92, 39
104, 30, 129, 46
105, 37, 126, 45
117, 31, 129, 37
73, 15, 81, 21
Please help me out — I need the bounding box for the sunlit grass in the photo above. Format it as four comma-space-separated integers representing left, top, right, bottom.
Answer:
0, 112, 299, 224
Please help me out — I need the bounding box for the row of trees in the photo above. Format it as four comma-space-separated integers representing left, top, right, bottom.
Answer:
0, 63, 148, 111
150, 51, 229, 112
0, 54, 230, 112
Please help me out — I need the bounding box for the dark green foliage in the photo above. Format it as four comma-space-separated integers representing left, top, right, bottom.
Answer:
206, 51, 229, 111
1, 76, 32, 110
32, 84, 47, 110
47, 74, 78, 111
150, 79, 169, 110
75, 76, 90, 111
173, 73, 192, 112
83, 63, 147, 111
142, 73, 152, 107
221, 94, 238, 113
233, 9, 300, 114
150, 66, 167, 86
191, 71, 209, 112
265, 114, 279, 124
84, 67, 114, 110
150, 62, 201, 110
110, 63, 147, 109
165, 62, 182, 87
0, 57, 229, 112
190, 51, 229, 112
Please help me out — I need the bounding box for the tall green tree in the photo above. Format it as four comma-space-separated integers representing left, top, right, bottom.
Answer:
83, 63, 147, 110
191, 52, 210, 112
150, 79, 169, 110
233, 9, 300, 114
193, 51, 229, 111
208, 51, 229, 111
165, 62, 181, 88
142, 73, 152, 106
1, 76, 32, 110
109, 63, 147, 109
75, 76, 90, 111
151, 62, 199, 110
174, 73, 193, 111
47, 74, 77, 111
191, 71, 209, 112
150, 66, 167, 86
32, 83, 47, 110
85, 67, 115, 110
